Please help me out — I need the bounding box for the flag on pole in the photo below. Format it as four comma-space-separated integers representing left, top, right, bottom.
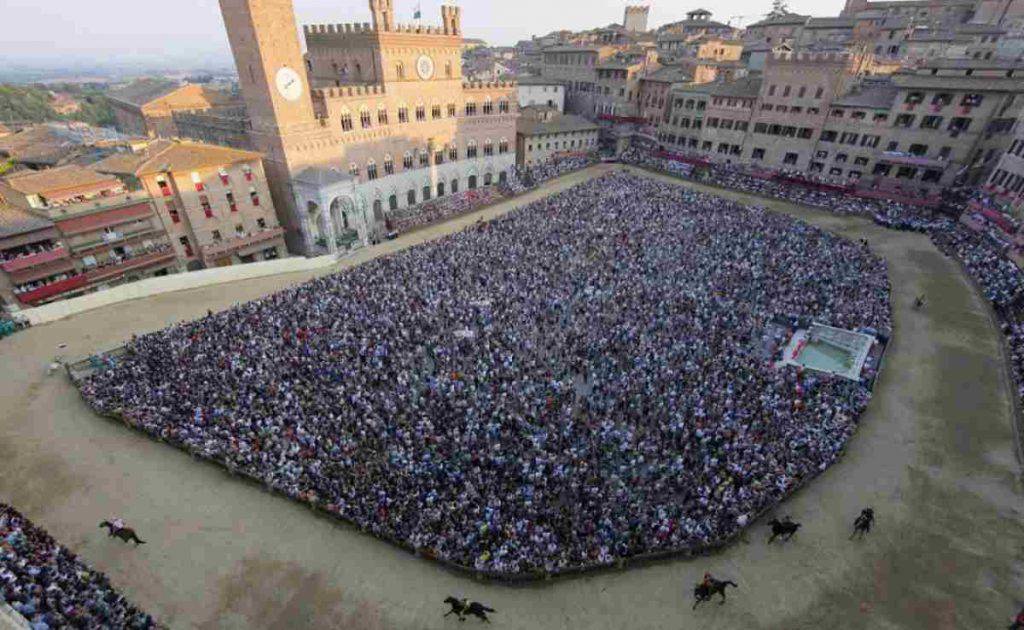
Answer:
413, 2, 422, 19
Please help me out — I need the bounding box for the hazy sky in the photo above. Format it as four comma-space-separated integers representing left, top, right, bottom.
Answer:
2, 0, 847, 68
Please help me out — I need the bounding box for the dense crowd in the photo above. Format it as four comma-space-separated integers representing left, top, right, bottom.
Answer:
506, 156, 599, 194
386, 187, 507, 234
78, 172, 890, 575
625, 147, 1024, 420
1, 504, 155, 629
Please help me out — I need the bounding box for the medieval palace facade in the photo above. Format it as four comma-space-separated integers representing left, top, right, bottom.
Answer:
219, 0, 517, 255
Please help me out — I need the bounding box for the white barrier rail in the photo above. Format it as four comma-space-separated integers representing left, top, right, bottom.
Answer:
16, 254, 340, 326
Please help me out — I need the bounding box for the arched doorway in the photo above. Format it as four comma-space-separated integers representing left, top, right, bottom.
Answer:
389, 194, 398, 210
451, 178, 459, 194
484, 172, 493, 186
469, 175, 478, 189
437, 181, 446, 197
499, 171, 508, 185
373, 198, 384, 222
330, 197, 355, 232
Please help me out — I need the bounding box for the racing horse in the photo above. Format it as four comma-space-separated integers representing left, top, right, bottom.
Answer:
692, 578, 739, 609
443, 596, 496, 622
99, 521, 146, 546
767, 517, 801, 543
849, 508, 875, 540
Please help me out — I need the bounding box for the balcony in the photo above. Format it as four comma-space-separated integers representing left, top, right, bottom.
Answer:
1, 246, 69, 274
84, 247, 177, 284
200, 227, 285, 260
16, 274, 88, 306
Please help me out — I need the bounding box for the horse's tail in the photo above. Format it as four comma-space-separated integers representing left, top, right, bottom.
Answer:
723, 581, 738, 589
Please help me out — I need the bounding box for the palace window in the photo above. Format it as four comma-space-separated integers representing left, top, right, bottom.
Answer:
483, 99, 494, 115
341, 112, 353, 131
156, 176, 172, 197
349, 163, 360, 177
398, 107, 409, 123
360, 109, 372, 128
499, 139, 509, 154
384, 156, 394, 175
483, 140, 494, 157
499, 100, 509, 114
242, 165, 254, 182
407, 189, 416, 205
396, 62, 405, 79
166, 200, 180, 223
378, 108, 389, 125
432, 105, 442, 119
467, 141, 478, 158
416, 105, 426, 121
419, 150, 429, 167
449, 146, 458, 161
403, 152, 414, 169
445, 61, 453, 78
448, 103, 457, 117
435, 150, 444, 165
465, 102, 477, 116
367, 161, 378, 181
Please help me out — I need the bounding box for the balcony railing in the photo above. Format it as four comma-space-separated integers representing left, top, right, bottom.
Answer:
1, 246, 69, 273
16, 274, 88, 305
200, 227, 285, 260
84, 248, 177, 283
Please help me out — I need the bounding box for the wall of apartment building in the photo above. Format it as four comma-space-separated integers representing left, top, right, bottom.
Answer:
594, 67, 645, 117
639, 81, 672, 124
743, 53, 861, 169
540, 49, 606, 115
140, 159, 280, 267
517, 128, 599, 166
518, 84, 566, 112
656, 89, 711, 151
702, 96, 756, 161
812, 106, 892, 182
986, 133, 1024, 211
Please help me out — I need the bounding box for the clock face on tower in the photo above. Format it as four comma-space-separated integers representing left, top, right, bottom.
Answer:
416, 55, 435, 81
275, 67, 304, 102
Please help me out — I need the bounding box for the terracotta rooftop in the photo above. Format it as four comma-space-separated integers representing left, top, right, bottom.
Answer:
0, 203, 54, 239
92, 140, 264, 177
106, 79, 183, 107
3, 165, 119, 196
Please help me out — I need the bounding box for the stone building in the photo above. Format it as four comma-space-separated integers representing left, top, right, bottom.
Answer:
0, 165, 177, 306
984, 108, 1024, 212
539, 45, 617, 116
515, 77, 566, 112
94, 140, 287, 268
658, 10, 737, 39
840, 0, 977, 29
744, 13, 812, 45
623, 6, 650, 33
218, 0, 517, 255
515, 106, 600, 167
0, 203, 62, 309
638, 67, 691, 124
108, 80, 237, 139
593, 50, 659, 118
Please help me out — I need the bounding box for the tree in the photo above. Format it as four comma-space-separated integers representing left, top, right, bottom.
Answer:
768, 0, 790, 17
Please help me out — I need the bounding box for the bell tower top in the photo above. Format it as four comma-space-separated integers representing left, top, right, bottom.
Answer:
218, 0, 316, 140
370, 0, 395, 31
441, 4, 461, 36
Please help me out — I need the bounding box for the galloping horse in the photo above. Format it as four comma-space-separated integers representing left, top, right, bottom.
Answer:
443, 596, 496, 622
692, 578, 738, 609
99, 521, 146, 546
767, 517, 801, 543
850, 508, 875, 540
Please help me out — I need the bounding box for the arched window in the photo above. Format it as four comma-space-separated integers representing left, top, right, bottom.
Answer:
415, 104, 426, 121
448, 145, 458, 161
467, 139, 478, 158
483, 139, 494, 157
341, 110, 353, 131
348, 162, 360, 177
377, 106, 389, 125
483, 97, 494, 115
499, 171, 508, 184
398, 105, 409, 123
498, 99, 510, 114
389, 194, 398, 210
498, 138, 509, 154
437, 181, 446, 197
418, 149, 429, 167
465, 101, 477, 116
396, 62, 405, 79
384, 155, 394, 175
360, 107, 372, 129
403, 151, 414, 169
445, 60, 453, 78
367, 159, 378, 181
451, 178, 459, 194
407, 189, 416, 205
447, 102, 457, 117
422, 183, 432, 201
484, 172, 493, 186
431, 104, 442, 119
468, 174, 478, 189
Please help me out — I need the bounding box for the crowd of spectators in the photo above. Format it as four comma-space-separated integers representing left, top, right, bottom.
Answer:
385, 188, 507, 235
506, 157, 599, 195
624, 147, 1024, 417
1, 504, 155, 629
77, 172, 890, 576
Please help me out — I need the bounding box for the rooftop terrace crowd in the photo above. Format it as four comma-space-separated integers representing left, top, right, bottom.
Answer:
78, 172, 890, 575
1, 504, 154, 629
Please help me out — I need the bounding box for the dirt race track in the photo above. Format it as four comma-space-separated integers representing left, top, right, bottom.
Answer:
1, 166, 1023, 629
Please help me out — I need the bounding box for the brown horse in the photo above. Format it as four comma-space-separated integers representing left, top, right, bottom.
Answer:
693, 578, 738, 609
99, 521, 146, 546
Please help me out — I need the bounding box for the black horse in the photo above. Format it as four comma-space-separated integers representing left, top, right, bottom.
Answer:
443, 596, 496, 622
767, 517, 801, 543
850, 508, 875, 540
692, 578, 738, 609
99, 521, 146, 546
913, 295, 926, 310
